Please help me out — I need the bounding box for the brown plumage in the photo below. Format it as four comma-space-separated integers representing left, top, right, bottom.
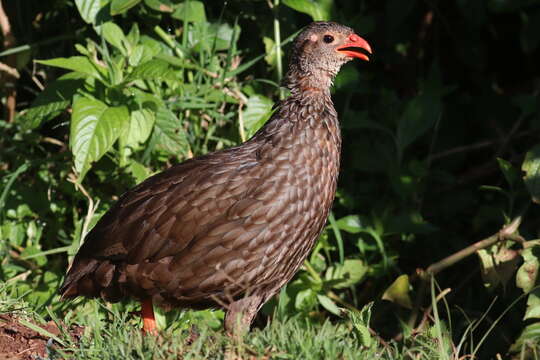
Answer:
60, 21, 372, 333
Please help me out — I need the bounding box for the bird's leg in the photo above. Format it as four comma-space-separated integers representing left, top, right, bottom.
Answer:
224, 295, 263, 337
141, 298, 158, 335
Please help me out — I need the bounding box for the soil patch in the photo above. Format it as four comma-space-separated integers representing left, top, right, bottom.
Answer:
0, 313, 83, 360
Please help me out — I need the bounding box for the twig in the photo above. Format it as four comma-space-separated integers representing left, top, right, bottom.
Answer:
237, 101, 246, 142
423, 216, 522, 278
0, 61, 18, 78
67, 171, 99, 245
272, 0, 284, 99
407, 216, 523, 329
428, 131, 531, 162
411, 288, 451, 335
0, 0, 16, 123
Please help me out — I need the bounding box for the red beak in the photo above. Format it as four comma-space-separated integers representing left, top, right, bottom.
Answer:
336, 33, 372, 61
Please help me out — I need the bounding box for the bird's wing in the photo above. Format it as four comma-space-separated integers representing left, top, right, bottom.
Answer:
60, 138, 299, 301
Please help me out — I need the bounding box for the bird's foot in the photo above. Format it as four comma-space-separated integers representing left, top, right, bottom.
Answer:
141, 298, 158, 335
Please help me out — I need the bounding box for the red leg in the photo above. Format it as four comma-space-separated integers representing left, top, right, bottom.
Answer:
141, 299, 158, 335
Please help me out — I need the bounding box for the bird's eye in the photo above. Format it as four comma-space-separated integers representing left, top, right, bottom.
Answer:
323, 35, 334, 44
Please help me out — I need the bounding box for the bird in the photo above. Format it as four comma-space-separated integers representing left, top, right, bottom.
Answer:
59, 21, 372, 335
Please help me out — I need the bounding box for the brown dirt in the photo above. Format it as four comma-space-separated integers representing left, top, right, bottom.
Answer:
0, 313, 83, 360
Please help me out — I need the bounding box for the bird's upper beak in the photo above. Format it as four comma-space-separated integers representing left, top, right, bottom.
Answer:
336, 34, 372, 61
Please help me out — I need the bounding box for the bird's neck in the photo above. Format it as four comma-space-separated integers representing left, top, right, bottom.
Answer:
250, 83, 340, 151
284, 67, 336, 96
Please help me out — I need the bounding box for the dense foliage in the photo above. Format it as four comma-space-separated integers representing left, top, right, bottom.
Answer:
2, 0, 540, 358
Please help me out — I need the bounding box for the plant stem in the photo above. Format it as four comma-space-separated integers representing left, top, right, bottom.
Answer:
422, 216, 522, 278
273, 0, 284, 99
303, 260, 322, 283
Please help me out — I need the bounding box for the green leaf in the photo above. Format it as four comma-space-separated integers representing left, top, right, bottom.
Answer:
172, 1, 206, 22
516, 244, 540, 293
101, 22, 127, 53
187, 23, 239, 52
346, 302, 373, 347
243, 95, 273, 138
477, 246, 520, 291
37, 56, 103, 79
396, 65, 445, 153
396, 92, 440, 152
335, 215, 362, 233
127, 159, 152, 183
151, 107, 189, 155
317, 294, 342, 316
127, 59, 175, 81
70, 97, 130, 180
382, 274, 413, 309
19, 73, 85, 130
522, 145, 540, 204
144, 0, 173, 12
128, 45, 144, 66
524, 290, 540, 320
497, 157, 519, 188
282, 0, 329, 21
75, 0, 102, 24
126, 108, 156, 148
325, 259, 367, 289
111, 0, 142, 15
510, 322, 540, 353
295, 288, 317, 311
263, 36, 276, 67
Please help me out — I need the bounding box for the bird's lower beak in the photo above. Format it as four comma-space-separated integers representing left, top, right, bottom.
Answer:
336, 34, 372, 61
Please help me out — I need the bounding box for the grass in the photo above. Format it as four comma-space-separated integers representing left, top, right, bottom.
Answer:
3, 277, 540, 359
0, 284, 471, 360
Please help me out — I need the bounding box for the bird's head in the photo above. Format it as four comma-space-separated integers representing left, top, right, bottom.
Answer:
284, 22, 372, 92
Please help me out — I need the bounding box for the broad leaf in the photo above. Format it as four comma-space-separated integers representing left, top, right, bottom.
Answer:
524, 290, 540, 320
127, 59, 175, 81
144, 0, 173, 12
127, 159, 152, 183
347, 303, 373, 347
382, 274, 413, 309
516, 244, 540, 293
325, 259, 367, 289
477, 246, 520, 291
187, 23, 239, 52
111, 0, 142, 15
282, 0, 329, 21
101, 22, 127, 54
396, 65, 445, 153
172, 1, 206, 22
70, 97, 130, 180
126, 108, 155, 148
152, 107, 189, 155
37, 57, 103, 79
396, 92, 441, 152
317, 294, 341, 316
294, 288, 317, 311
20, 73, 85, 130
335, 215, 362, 233
510, 322, 540, 353
243, 95, 273, 138
522, 144, 540, 204
75, 0, 102, 24
497, 157, 519, 188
